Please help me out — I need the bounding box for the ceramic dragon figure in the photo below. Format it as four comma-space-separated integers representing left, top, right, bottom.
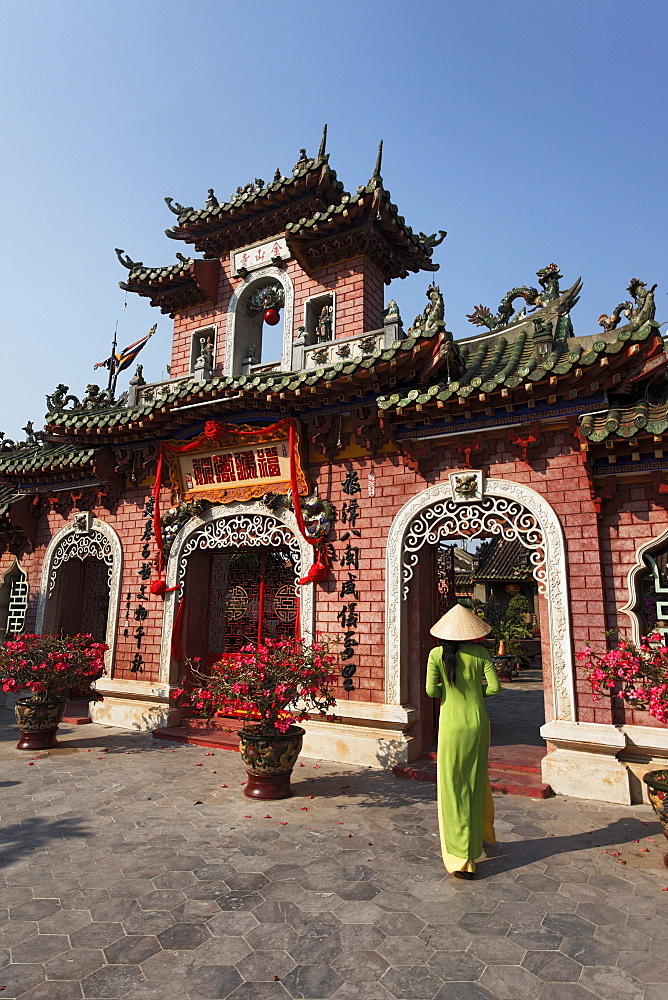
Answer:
598, 278, 657, 333
45, 384, 81, 414
466, 264, 564, 331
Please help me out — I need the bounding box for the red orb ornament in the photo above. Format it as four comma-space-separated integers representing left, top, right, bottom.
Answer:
263, 308, 280, 326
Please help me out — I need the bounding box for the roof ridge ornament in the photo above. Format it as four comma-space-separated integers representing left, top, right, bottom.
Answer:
318, 124, 328, 160
164, 197, 193, 216
115, 248, 141, 270
598, 278, 658, 333
466, 264, 569, 331
373, 139, 383, 179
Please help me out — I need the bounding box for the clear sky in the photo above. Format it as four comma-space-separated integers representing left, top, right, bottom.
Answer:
0, 0, 665, 439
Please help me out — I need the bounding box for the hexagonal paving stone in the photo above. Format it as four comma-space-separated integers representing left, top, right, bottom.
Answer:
9, 899, 62, 921
38, 909, 92, 935
580, 965, 645, 1000
225, 872, 269, 892
12, 981, 85, 1000
381, 965, 443, 1000
246, 922, 299, 952
236, 948, 296, 982
45, 947, 106, 980
337, 924, 386, 953
252, 901, 302, 925
428, 950, 485, 981
122, 910, 176, 935
157, 922, 211, 950
480, 965, 543, 1000
377, 912, 425, 937
333, 882, 379, 901
458, 913, 511, 937
216, 891, 264, 912
288, 933, 342, 966
543, 913, 596, 938
468, 935, 526, 965
81, 964, 145, 998
70, 922, 125, 949
0, 963, 46, 997
186, 964, 244, 999
522, 950, 582, 982
281, 964, 344, 999
194, 935, 252, 966
11, 934, 70, 963
104, 935, 162, 965
208, 910, 259, 937
332, 901, 384, 924
226, 983, 290, 1000
165, 856, 206, 871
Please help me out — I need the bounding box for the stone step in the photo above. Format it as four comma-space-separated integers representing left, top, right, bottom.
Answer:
393, 754, 553, 799
62, 700, 92, 725
153, 716, 244, 751
424, 743, 545, 775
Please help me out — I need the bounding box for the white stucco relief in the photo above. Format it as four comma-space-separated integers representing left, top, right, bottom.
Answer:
619, 525, 668, 644
159, 502, 314, 685
35, 517, 123, 677
385, 476, 575, 722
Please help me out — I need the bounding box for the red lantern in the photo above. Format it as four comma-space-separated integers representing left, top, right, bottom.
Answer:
263, 308, 280, 326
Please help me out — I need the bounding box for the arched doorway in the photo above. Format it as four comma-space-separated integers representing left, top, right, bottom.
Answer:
35, 516, 122, 676
158, 502, 314, 686
386, 474, 574, 754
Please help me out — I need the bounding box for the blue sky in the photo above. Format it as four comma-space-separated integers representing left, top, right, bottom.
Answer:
0, 0, 666, 439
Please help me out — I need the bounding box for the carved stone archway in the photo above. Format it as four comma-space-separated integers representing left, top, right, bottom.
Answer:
385, 476, 575, 722
35, 516, 123, 676
159, 501, 314, 685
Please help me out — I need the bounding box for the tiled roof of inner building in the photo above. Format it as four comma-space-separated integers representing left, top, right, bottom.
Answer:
0, 443, 97, 475
44, 327, 442, 434
579, 400, 668, 441
377, 319, 658, 412
475, 538, 534, 581
167, 155, 344, 230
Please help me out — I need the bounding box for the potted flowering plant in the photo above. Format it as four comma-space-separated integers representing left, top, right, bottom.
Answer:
0, 633, 108, 750
580, 637, 668, 846
174, 636, 338, 799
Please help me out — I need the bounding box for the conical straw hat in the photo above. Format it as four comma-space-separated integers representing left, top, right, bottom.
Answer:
430, 603, 492, 641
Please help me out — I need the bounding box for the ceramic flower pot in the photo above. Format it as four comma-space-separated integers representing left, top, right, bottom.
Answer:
238, 724, 305, 799
15, 695, 68, 750
643, 769, 668, 867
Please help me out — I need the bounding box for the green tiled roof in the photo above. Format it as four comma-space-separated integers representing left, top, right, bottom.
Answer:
377, 320, 658, 412
579, 401, 668, 441
42, 327, 441, 435
0, 444, 96, 475
285, 175, 442, 280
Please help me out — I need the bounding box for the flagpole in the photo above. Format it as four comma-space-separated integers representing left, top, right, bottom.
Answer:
107, 321, 118, 397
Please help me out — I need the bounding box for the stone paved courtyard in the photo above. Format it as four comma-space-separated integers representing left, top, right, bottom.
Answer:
1, 709, 668, 1000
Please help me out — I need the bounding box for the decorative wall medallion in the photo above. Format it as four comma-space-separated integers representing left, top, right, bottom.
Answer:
449, 470, 483, 503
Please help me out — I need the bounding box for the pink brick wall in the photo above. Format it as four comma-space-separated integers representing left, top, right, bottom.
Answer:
169, 253, 385, 378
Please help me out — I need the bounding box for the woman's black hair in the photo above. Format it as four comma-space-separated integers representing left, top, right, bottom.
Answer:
441, 640, 459, 686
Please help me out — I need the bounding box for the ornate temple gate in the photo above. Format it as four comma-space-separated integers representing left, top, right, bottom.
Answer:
386, 476, 575, 755
162, 506, 309, 687
35, 517, 122, 677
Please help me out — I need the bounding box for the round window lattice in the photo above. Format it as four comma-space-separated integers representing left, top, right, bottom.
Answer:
272, 584, 298, 623
224, 585, 249, 621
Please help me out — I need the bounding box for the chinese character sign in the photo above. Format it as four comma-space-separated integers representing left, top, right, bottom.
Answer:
232, 236, 289, 275
180, 443, 288, 498
165, 424, 309, 505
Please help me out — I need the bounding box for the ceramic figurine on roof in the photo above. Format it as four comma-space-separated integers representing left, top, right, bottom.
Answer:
466, 264, 582, 334
598, 277, 658, 333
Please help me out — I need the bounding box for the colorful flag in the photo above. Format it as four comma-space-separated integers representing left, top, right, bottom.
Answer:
95, 325, 157, 373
